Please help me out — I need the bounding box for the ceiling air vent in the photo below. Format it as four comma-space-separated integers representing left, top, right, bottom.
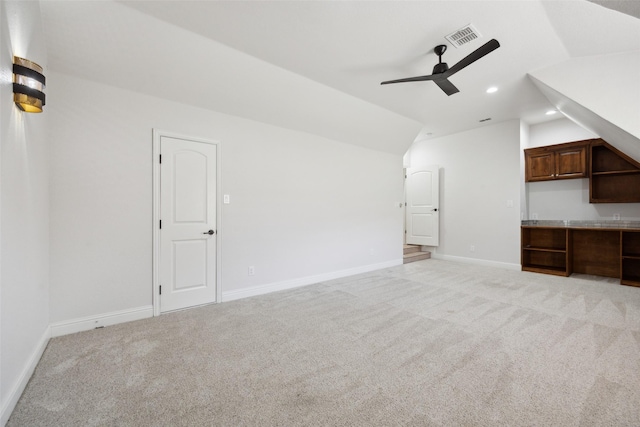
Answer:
445, 24, 482, 48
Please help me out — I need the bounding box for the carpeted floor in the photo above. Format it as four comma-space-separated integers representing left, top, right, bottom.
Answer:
8, 259, 640, 426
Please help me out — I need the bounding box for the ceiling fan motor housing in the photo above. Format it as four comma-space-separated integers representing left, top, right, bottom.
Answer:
432, 62, 449, 74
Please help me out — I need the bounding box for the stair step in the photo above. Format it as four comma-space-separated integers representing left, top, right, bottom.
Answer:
403, 244, 421, 255
403, 251, 431, 264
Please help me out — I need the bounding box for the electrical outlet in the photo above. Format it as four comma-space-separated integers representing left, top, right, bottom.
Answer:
506, 199, 514, 208
531, 213, 538, 220
248, 266, 255, 276
613, 213, 621, 220
469, 244, 475, 252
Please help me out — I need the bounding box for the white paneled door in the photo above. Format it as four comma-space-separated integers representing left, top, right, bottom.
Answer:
406, 165, 440, 246
159, 136, 217, 312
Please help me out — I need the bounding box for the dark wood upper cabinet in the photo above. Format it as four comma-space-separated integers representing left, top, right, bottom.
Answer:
556, 145, 588, 178
524, 140, 589, 182
526, 138, 640, 203
525, 151, 554, 181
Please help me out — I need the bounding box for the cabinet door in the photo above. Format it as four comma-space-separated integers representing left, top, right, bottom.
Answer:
556, 145, 587, 179
525, 150, 554, 182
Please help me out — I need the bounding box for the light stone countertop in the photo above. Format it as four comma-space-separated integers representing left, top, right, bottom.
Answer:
521, 220, 640, 230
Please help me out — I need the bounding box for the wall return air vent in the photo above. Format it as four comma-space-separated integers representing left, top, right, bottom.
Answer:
445, 24, 482, 48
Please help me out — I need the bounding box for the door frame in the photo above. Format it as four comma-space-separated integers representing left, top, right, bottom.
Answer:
152, 129, 222, 317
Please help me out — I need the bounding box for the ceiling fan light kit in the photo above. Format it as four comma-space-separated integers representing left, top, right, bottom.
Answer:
381, 38, 500, 96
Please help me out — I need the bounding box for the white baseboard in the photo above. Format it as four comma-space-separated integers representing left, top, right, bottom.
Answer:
1, 326, 51, 426
222, 259, 403, 302
50, 305, 154, 338
431, 253, 520, 271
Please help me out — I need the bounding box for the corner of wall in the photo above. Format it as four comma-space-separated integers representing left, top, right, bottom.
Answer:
1, 0, 51, 423
520, 121, 530, 221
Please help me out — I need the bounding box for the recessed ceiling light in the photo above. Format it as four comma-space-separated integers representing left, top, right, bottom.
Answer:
546, 110, 557, 115
486, 86, 498, 94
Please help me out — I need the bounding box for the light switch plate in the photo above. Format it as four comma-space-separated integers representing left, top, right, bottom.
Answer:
223, 194, 230, 204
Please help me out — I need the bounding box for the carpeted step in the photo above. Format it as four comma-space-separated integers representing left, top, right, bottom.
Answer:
403, 244, 421, 255
403, 250, 431, 264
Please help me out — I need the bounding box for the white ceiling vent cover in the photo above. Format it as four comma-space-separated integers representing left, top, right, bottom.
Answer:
445, 24, 482, 48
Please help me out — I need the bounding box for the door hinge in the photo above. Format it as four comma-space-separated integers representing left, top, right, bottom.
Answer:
159, 154, 162, 164
159, 285, 162, 295
159, 220, 162, 229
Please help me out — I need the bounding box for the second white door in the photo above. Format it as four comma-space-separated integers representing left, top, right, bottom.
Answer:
159, 136, 217, 312
406, 165, 440, 246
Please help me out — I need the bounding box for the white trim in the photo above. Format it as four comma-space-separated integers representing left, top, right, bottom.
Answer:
222, 259, 402, 302
431, 253, 520, 270
152, 129, 222, 317
1, 326, 51, 426
50, 306, 153, 338
152, 129, 160, 316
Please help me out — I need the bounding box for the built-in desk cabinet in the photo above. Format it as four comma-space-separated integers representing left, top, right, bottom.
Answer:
522, 226, 640, 287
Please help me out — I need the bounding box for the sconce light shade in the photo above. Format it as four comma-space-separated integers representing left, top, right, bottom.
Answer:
13, 56, 46, 113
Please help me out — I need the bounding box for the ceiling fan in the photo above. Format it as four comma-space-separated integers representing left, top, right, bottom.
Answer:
380, 39, 500, 96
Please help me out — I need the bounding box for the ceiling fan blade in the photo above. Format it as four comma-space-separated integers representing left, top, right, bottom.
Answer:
434, 78, 459, 96
380, 74, 437, 85
447, 39, 500, 76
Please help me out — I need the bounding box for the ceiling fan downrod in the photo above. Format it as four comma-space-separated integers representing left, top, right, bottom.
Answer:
433, 45, 449, 74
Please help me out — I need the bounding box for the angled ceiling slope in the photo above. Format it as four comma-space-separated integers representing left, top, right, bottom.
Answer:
587, 0, 640, 19
40, 0, 422, 155
531, 1, 640, 161
43, 0, 640, 150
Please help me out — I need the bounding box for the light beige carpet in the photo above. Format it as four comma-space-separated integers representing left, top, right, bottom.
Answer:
8, 259, 640, 426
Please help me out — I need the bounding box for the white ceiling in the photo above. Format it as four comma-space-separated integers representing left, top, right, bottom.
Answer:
41, 0, 640, 146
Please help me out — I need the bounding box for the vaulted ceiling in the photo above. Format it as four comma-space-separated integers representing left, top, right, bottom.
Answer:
40, 0, 640, 153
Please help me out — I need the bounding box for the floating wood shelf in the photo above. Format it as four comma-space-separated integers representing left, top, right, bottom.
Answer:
590, 141, 640, 203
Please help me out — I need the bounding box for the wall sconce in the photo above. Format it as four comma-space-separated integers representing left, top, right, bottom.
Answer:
13, 56, 46, 113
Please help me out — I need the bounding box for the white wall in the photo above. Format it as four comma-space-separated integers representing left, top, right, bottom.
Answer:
0, 1, 50, 423
526, 118, 640, 221
48, 72, 406, 323
407, 120, 522, 267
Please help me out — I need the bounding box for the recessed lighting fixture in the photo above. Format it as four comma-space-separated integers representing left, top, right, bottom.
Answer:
486, 86, 498, 94
479, 117, 492, 122
546, 110, 557, 115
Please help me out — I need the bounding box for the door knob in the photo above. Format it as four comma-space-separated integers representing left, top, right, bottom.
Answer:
432, 208, 438, 212
203, 230, 215, 235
